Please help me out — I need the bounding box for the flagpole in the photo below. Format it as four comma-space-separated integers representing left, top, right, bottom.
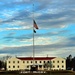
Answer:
33, 4, 35, 67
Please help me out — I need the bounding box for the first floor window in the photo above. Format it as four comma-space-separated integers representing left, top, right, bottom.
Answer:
9, 66, 10, 68
39, 65, 42, 68
62, 65, 64, 68
57, 65, 59, 68
43, 65, 46, 68
13, 66, 15, 68
27, 66, 29, 68
53, 65, 55, 68
17, 66, 19, 68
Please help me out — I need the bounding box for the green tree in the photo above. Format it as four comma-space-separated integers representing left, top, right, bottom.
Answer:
44, 60, 52, 70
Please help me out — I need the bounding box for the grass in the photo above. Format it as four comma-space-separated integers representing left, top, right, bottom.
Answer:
0, 70, 75, 75
0, 73, 74, 75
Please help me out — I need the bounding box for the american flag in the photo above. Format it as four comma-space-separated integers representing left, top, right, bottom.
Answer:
33, 20, 39, 29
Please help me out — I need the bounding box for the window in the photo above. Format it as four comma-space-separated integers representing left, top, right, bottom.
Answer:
57, 65, 59, 68
62, 65, 64, 68
62, 61, 64, 63
17, 61, 19, 63
57, 61, 59, 63
35, 61, 37, 63
40, 61, 41, 63
9, 66, 10, 68
44, 61, 45, 63
17, 66, 19, 68
13, 66, 15, 68
27, 66, 29, 68
53, 65, 55, 68
43, 66, 46, 68
53, 61, 55, 63
27, 61, 29, 63
47, 61, 49, 63
9, 61, 10, 63
39, 65, 42, 68
31, 61, 32, 63
13, 61, 15, 63
23, 61, 25, 63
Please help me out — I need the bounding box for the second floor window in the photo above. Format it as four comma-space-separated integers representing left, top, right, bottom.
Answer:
9, 61, 10, 63
40, 61, 41, 63
62, 61, 64, 63
31, 61, 32, 63
57, 61, 59, 63
47, 61, 49, 63
17, 61, 19, 63
27, 61, 29, 63
53, 61, 55, 63
35, 61, 37, 63
23, 61, 25, 63
44, 61, 45, 63
13, 61, 15, 63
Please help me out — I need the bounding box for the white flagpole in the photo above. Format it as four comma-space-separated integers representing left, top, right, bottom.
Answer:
33, 4, 35, 67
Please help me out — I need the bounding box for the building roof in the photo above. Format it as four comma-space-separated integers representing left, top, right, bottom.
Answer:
17, 57, 55, 60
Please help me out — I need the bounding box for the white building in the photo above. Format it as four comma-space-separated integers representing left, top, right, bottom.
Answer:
6, 57, 66, 71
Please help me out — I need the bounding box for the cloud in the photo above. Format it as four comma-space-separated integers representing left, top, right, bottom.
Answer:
0, 34, 75, 57
1, 0, 75, 29
0, 41, 75, 57
0, 0, 75, 57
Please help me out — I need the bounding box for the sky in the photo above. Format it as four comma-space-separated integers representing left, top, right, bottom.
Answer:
0, 0, 75, 58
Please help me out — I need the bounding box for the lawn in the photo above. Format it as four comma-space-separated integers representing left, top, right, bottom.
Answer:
0, 70, 75, 75
0, 73, 75, 75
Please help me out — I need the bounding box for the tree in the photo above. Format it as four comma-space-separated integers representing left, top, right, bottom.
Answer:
66, 55, 72, 70
72, 56, 75, 71
44, 60, 52, 70
0, 61, 2, 69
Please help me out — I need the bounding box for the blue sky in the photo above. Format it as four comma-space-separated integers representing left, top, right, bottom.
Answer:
0, 0, 75, 58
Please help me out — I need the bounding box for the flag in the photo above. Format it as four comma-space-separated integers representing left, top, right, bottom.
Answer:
33, 29, 36, 33
33, 20, 38, 29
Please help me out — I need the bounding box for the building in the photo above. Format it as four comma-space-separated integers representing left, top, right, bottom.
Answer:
6, 57, 66, 71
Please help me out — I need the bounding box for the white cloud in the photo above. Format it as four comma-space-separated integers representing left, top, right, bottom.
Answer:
1, 9, 16, 19
0, 26, 32, 31
20, 36, 64, 46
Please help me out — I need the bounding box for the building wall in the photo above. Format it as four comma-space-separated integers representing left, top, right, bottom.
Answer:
6, 57, 66, 71
7, 57, 24, 70
51, 57, 66, 70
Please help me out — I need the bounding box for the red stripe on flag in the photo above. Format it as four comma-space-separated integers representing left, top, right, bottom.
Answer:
33, 20, 38, 29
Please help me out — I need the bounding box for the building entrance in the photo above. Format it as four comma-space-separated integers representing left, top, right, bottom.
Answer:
30, 65, 38, 71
